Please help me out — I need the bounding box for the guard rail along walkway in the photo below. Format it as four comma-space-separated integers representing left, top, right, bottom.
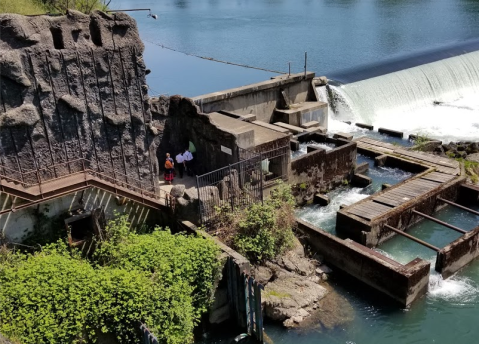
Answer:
0, 158, 172, 214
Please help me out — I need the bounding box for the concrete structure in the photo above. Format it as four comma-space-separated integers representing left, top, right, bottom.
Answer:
191, 72, 328, 128
436, 224, 479, 278
290, 133, 356, 202
296, 219, 430, 306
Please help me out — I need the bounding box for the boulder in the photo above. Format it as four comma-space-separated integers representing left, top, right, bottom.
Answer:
170, 184, 185, 198
252, 265, 273, 285
262, 267, 328, 324
275, 251, 315, 276
467, 153, 479, 163
184, 187, 199, 201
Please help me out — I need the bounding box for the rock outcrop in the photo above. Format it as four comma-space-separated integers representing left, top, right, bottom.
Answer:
252, 238, 335, 328
0, 11, 158, 192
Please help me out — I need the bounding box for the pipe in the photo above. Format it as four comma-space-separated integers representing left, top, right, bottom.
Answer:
438, 197, 479, 216
412, 209, 467, 234
385, 224, 440, 252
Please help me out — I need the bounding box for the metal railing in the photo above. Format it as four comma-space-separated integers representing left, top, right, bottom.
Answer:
196, 145, 289, 224
0, 158, 172, 207
139, 324, 159, 344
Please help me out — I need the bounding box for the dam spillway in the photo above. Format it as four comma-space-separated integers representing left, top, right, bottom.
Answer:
325, 50, 479, 142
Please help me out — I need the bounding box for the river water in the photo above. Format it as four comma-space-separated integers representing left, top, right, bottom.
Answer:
110, 1, 479, 343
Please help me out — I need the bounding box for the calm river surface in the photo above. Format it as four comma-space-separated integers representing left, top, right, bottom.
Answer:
113, 0, 479, 97
110, 1, 479, 343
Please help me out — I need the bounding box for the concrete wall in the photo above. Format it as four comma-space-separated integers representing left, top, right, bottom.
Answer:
290, 139, 356, 202
191, 73, 317, 123
296, 219, 430, 306
459, 184, 479, 205
151, 96, 239, 175
337, 174, 466, 247
436, 224, 479, 278
0, 11, 158, 192
0, 188, 159, 242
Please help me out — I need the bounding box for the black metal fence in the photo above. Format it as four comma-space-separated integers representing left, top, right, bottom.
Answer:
139, 324, 159, 344
196, 145, 289, 225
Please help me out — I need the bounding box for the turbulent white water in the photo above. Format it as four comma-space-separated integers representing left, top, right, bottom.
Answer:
324, 50, 479, 142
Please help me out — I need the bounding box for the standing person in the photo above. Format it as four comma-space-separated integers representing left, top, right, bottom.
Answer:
184, 148, 194, 176
164, 153, 175, 185
175, 151, 185, 178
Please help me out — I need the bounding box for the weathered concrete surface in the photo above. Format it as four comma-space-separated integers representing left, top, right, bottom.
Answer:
150, 96, 291, 177
0, 11, 158, 192
296, 219, 430, 306
290, 138, 356, 203
151, 96, 238, 174
273, 102, 328, 128
191, 72, 320, 123
436, 224, 479, 278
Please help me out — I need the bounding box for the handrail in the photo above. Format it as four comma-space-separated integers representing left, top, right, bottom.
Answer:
0, 158, 171, 207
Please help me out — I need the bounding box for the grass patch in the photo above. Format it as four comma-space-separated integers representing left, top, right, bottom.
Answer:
412, 132, 431, 151
0, 0, 46, 15
265, 290, 291, 298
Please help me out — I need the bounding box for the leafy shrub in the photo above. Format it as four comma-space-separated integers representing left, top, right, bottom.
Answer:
234, 182, 295, 263
0, 215, 221, 344
95, 221, 221, 318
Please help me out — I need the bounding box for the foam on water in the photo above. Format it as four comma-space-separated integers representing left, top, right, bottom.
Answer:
296, 186, 368, 232
428, 272, 479, 303
291, 141, 335, 159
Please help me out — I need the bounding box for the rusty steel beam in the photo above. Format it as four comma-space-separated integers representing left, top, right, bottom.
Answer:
438, 197, 479, 216
412, 209, 467, 234
385, 224, 440, 252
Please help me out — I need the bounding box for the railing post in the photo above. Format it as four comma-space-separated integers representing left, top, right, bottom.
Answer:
259, 153, 264, 204
36, 170, 44, 199
196, 175, 202, 224
229, 164, 234, 212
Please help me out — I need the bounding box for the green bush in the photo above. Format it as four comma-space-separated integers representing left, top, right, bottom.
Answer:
0, 215, 221, 344
94, 220, 221, 318
234, 182, 295, 263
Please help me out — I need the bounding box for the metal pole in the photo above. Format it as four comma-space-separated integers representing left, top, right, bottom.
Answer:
196, 175, 202, 224
412, 210, 467, 234
304, 51, 307, 79
438, 197, 479, 216
385, 224, 440, 252
288, 62, 291, 77
229, 164, 234, 211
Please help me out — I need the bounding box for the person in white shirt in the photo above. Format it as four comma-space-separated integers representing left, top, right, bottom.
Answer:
175, 151, 185, 178
183, 148, 194, 176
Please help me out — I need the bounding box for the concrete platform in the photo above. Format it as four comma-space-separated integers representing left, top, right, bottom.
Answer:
274, 101, 328, 127
209, 113, 289, 148
301, 121, 320, 129
251, 120, 291, 134
273, 122, 305, 134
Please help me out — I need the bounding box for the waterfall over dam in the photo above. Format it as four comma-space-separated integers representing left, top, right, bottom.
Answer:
325, 49, 479, 142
